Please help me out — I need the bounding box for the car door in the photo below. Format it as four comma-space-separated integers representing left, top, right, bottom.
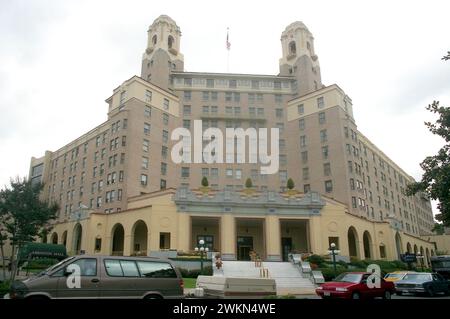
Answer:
359, 274, 374, 298
56, 257, 100, 298
134, 260, 181, 297
100, 259, 141, 298
432, 274, 447, 293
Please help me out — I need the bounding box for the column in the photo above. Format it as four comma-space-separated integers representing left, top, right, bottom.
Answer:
177, 213, 191, 252
221, 214, 236, 260
265, 215, 281, 261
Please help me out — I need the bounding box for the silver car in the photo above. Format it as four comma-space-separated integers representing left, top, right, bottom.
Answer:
8, 255, 184, 299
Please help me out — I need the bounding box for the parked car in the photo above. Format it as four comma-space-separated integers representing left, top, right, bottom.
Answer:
384, 271, 416, 282
8, 255, 184, 299
316, 272, 395, 299
394, 272, 450, 296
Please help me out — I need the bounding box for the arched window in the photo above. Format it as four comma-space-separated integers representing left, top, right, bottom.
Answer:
168, 35, 174, 49
152, 35, 157, 45
289, 41, 296, 55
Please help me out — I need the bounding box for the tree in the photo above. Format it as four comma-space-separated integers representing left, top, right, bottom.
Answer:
406, 52, 450, 226
287, 178, 295, 190
245, 178, 253, 189
201, 176, 209, 187
431, 223, 445, 235
0, 177, 58, 281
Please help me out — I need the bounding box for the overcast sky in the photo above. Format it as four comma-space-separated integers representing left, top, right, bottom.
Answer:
1, 0, 449, 216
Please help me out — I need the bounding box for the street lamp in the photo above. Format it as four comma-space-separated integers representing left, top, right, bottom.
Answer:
328, 243, 339, 278
416, 252, 424, 272
195, 239, 209, 274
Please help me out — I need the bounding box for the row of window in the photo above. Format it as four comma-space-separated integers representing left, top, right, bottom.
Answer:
181, 78, 289, 91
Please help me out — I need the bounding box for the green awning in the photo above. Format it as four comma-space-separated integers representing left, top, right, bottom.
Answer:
18, 242, 67, 261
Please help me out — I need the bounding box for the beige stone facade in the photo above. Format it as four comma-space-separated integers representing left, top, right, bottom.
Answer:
44, 188, 435, 266
23, 15, 440, 264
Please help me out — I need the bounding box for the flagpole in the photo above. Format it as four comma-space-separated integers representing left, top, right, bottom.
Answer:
226, 27, 230, 73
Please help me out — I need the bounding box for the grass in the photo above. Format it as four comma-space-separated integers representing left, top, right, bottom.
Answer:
183, 278, 197, 289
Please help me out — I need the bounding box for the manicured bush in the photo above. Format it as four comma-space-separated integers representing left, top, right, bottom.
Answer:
305, 254, 326, 266
177, 266, 213, 278
23, 258, 59, 269
0, 281, 10, 299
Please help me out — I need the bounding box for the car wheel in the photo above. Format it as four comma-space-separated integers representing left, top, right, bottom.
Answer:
351, 292, 360, 299
383, 291, 392, 299
427, 287, 435, 297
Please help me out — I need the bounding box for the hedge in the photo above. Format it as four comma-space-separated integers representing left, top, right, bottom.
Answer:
177, 266, 213, 278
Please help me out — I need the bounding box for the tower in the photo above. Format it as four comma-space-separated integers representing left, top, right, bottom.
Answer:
279, 21, 322, 96
141, 15, 184, 90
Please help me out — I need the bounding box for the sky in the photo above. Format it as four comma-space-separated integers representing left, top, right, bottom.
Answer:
0, 0, 449, 217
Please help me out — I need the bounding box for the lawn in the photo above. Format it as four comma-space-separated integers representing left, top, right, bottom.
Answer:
183, 278, 197, 289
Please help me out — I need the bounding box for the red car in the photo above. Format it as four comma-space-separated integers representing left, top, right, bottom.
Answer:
316, 272, 395, 299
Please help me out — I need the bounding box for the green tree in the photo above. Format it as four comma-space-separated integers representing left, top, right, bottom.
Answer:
406, 52, 450, 226
431, 223, 445, 235
245, 178, 253, 189
0, 177, 58, 281
287, 178, 295, 190
201, 176, 209, 187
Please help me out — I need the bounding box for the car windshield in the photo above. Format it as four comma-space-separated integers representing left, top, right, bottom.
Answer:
402, 274, 432, 283
41, 256, 76, 275
334, 273, 363, 283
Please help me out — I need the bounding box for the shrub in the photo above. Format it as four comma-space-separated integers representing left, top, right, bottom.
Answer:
245, 178, 253, 189
201, 177, 209, 187
178, 266, 213, 278
24, 258, 59, 269
0, 281, 10, 299
306, 254, 326, 266
286, 178, 295, 190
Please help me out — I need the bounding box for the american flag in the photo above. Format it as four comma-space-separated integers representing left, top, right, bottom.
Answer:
226, 28, 231, 50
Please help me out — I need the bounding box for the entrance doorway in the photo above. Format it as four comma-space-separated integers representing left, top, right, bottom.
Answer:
281, 237, 293, 261
237, 236, 253, 261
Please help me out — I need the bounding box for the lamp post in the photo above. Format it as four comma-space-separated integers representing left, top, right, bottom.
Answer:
195, 239, 209, 274
416, 252, 424, 272
329, 243, 338, 278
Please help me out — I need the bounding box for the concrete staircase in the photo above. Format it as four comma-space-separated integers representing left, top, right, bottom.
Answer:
217, 260, 316, 295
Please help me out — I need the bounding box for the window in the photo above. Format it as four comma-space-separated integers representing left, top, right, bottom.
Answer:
352, 197, 357, 208
202, 105, 209, 114
297, 104, 304, 114
136, 261, 177, 278
304, 184, 311, 193
67, 258, 97, 276
211, 168, 218, 178
235, 169, 242, 180
206, 79, 214, 88
300, 135, 307, 148
183, 119, 190, 129
325, 180, 333, 193
322, 146, 329, 159
301, 151, 308, 163
229, 80, 237, 88
142, 157, 149, 169
226, 169, 233, 178
144, 123, 151, 135
320, 130, 328, 143
145, 90, 152, 102
162, 130, 169, 144
318, 112, 326, 124
181, 167, 190, 178
298, 119, 305, 130
279, 170, 287, 182
257, 108, 264, 116
225, 92, 232, 101
183, 91, 191, 101
182, 105, 192, 117
163, 99, 169, 111
317, 97, 325, 109
96, 196, 102, 208
163, 113, 169, 125
160, 179, 166, 190
161, 162, 167, 175
143, 139, 149, 152
140, 174, 148, 186
161, 146, 168, 159
274, 93, 282, 102
251, 80, 259, 89
184, 78, 192, 86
